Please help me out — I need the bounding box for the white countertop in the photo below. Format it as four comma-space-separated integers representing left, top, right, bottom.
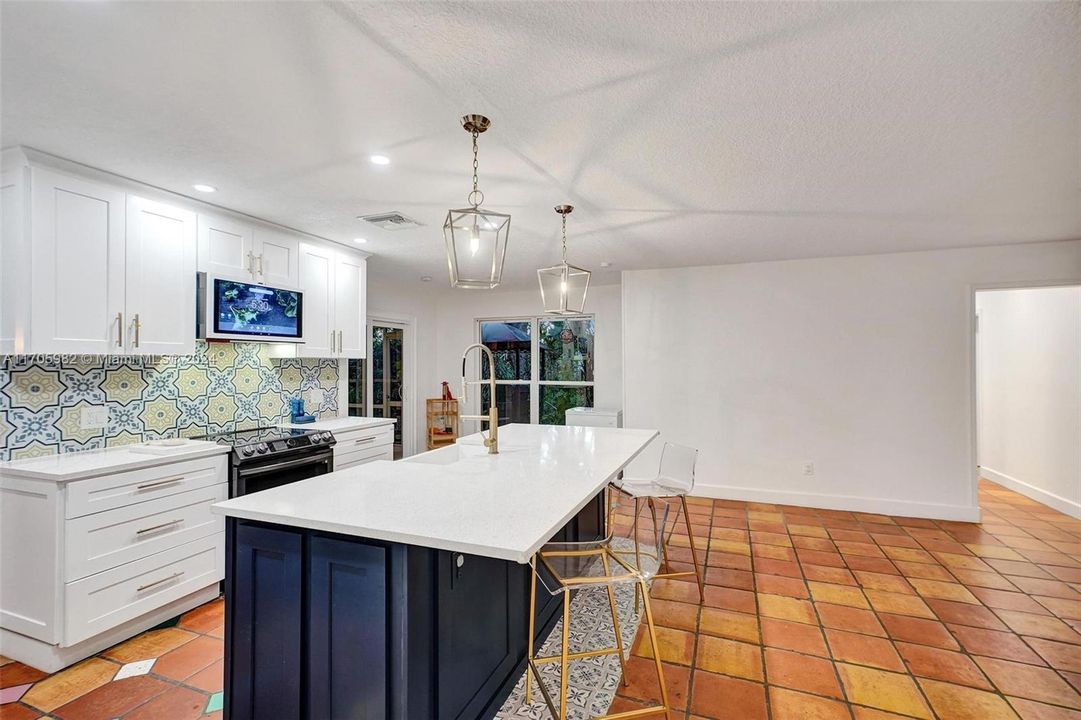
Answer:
212, 424, 658, 563
278, 416, 396, 432
0, 441, 229, 482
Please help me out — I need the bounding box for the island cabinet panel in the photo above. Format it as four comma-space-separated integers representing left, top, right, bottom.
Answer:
228, 523, 304, 720
308, 537, 388, 720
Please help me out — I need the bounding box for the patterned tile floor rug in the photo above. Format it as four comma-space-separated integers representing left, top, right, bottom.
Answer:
6, 479, 1081, 719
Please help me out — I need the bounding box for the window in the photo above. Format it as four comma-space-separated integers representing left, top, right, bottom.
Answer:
478, 315, 595, 425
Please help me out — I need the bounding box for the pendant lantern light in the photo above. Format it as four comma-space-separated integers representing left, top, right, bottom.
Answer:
538, 204, 591, 314
442, 114, 510, 289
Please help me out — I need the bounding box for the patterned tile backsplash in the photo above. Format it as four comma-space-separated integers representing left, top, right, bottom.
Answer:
0, 342, 339, 461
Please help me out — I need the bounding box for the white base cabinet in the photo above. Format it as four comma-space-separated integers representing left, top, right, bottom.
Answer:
0, 454, 228, 672
333, 423, 394, 469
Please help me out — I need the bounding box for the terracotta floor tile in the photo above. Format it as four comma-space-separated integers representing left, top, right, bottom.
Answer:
206, 624, 225, 640
650, 598, 699, 632
757, 593, 817, 625
151, 636, 222, 682
845, 556, 902, 575
895, 560, 956, 581
789, 524, 830, 539
976, 656, 1081, 708
705, 567, 754, 590
1024, 637, 1081, 672
852, 708, 918, 720
817, 603, 887, 637
1008, 697, 1081, 720
754, 544, 797, 562
764, 647, 843, 698
989, 560, 1057, 580
52, 675, 170, 720
865, 589, 935, 618
754, 558, 803, 579
617, 657, 690, 710
632, 625, 696, 666
19, 658, 117, 712
176, 598, 224, 634
809, 581, 870, 608
690, 671, 767, 719
769, 686, 852, 720
123, 684, 208, 720
949, 625, 1048, 664
1037, 596, 1081, 621
798, 549, 847, 568
952, 568, 1019, 591
836, 663, 932, 719
0, 704, 40, 720
802, 565, 859, 586
0, 664, 47, 690
995, 609, 1081, 644
909, 578, 980, 604
101, 628, 197, 664
652, 578, 704, 604
695, 635, 763, 681
703, 585, 756, 613
883, 546, 937, 564
1011, 578, 1081, 599
928, 597, 1009, 629
837, 540, 886, 558
825, 628, 905, 671
972, 587, 1055, 614
754, 574, 808, 599
855, 571, 915, 594
183, 658, 223, 694
793, 536, 838, 552
878, 613, 959, 650
760, 618, 830, 657
917, 678, 1021, 720
699, 607, 760, 644
894, 642, 992, 689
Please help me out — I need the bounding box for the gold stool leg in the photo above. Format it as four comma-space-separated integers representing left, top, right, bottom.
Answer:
633, 497, 643, 613
681, 495, 705, 602
526, 560, 537, 704
640, 580, 672, 720
601, 551, 628, 686
559, 588, 571, 720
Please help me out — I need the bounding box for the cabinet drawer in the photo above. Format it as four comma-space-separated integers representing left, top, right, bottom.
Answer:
65, 483, 227, 581
333, 424, 393, 449
65, 455, 227, 519
335, 446, 393, 471
65, 534, 223, 646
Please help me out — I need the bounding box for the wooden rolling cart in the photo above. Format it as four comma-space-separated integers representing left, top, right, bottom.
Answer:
426, 398, 459, 450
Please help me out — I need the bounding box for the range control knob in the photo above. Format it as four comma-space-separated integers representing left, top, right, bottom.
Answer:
256, 443, 269, 454
240, 446, 255, 457
309, 434, 322, 444
321, 431, 333, 441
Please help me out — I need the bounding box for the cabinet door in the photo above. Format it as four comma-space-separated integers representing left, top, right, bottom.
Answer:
0, 168, 24, 353
297, 242, 336, 356
254, 228, 299, 287
197, 212, 254, 280
334, 251, 367, 359
125, 196, 197, 355
308, 537, 388, 720
29, 167, 125, 353
228, 523, 303, 720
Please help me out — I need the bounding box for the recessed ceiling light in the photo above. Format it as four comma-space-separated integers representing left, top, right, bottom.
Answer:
600, 261, 612, 268
192, 184, 217, 193
353, 237, 367, 244
369, 155, 390, 166
420, 275, 433, 282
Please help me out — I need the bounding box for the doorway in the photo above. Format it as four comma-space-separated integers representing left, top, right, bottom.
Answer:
972, 283, 1081, 517
369, 318, 412, 459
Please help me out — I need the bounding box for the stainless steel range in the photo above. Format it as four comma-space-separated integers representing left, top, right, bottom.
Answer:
195, 426, 336, 497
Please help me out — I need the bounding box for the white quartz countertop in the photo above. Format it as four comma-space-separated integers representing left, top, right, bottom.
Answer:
0, 441, 229, 482
212, 424, 658, 563
277, 416, 396, 432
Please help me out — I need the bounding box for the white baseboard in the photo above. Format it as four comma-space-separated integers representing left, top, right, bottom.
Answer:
980, 467, 1081, 520
691, 483, 982, 523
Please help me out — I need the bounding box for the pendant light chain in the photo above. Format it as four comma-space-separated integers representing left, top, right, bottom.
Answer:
561, 212, 568, 264
470, 129, 481, 208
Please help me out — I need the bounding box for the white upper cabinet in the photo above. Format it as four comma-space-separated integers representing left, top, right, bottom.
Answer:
254, 228, 299, 287
335, 252, 367, 359
298, 242, 336, 357
29, 167, 126, 354
125, 196, 197, 355
197, 213, 254, 280
298, 243, 366, 359
1, 169, 24, 354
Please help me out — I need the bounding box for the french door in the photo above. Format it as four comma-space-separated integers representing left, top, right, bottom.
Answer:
368, 320, 407, 459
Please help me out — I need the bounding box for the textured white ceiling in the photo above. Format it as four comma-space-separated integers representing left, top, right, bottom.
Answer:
2, 1, 1079, 288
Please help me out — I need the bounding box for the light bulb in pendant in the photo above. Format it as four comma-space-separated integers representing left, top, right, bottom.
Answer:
560, 281, 568, 293
469, 227, 480, 256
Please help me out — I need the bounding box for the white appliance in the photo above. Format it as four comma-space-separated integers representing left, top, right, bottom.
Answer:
565, 407, 623, 428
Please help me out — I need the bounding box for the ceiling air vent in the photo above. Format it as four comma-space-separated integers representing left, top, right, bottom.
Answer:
358, 211, 424, 231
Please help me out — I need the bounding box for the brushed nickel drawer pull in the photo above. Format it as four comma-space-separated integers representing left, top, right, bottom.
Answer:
116, 312, 123, 347
354, 436, 377, 444
135, 519, 183, 536
136, 476, 184, 491
136, 571, 185, 593
133, 313, 141, 348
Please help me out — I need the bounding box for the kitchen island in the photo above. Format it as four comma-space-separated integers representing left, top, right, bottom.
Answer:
211, 423, 657, 720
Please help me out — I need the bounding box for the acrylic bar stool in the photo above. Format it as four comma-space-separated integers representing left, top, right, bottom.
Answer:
610, 443, 705, 604
526, 494, 673, 720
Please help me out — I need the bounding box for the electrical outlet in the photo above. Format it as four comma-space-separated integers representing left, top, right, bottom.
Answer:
80, 405, 109, 429
803, 462, 815, 477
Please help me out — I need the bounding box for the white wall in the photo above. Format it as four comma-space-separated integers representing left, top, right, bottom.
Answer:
622, 240, 1081, 521
976, 286, 1081, 517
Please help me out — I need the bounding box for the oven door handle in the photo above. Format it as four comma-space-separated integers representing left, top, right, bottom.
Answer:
238, 453, 333, 477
